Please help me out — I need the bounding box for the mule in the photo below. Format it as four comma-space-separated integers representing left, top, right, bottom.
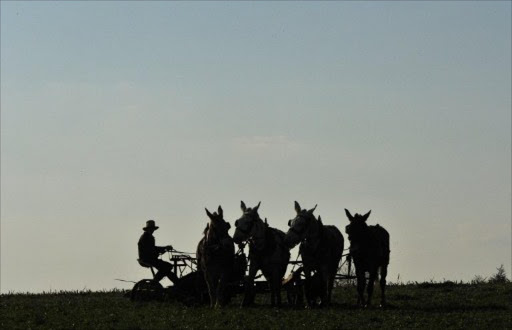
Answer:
284, 201, 344, 307
233, 201, 290, 307
344, 209, 390, 307
196, 206, 235, 307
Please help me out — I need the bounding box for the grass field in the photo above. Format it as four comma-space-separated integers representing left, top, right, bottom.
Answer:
1, 281, 511, 329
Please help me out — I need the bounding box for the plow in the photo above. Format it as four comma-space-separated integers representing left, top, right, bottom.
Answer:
128, 247, 355, 306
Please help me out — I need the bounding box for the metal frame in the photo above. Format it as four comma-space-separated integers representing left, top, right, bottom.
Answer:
163, 249, 355, 285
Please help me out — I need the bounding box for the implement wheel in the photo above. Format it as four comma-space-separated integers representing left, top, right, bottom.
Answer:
130, 279, 164, 302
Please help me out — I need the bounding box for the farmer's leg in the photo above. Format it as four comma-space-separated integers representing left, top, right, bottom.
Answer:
153, 260, 179, 283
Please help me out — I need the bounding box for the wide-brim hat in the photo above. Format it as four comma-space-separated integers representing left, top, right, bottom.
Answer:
143, 220, 159, 231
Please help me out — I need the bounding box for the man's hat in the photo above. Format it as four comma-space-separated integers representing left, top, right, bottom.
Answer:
143, 220, 159, 231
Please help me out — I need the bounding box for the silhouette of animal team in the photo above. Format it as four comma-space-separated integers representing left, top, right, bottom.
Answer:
233, 201, 290, 307
133, 202, 391, 309
285, 201, 344, 307
344, 209, 390, 307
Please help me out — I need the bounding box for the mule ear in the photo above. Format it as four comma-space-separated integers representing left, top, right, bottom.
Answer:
217, 205, 223, 218
254, 201, 261, 212
308, 204, 317, 214
264, 218, 268, 226
318, 215, 323, 225
241, 201, 247, 212
205, 208, 213, 219
345, 209, 353, 221
294, 201, 301, 214
363, 210, 371, 221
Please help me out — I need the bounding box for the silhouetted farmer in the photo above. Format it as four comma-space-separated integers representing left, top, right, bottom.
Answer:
138, 220, 178, 283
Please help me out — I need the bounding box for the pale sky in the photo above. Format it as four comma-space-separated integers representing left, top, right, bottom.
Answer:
1, 1, 510, 293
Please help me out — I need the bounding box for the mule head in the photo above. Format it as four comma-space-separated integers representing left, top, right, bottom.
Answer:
284, 201, 318, 248
233, 201, 262, 244
344, 209, 371, 242
204, 205, 231, 238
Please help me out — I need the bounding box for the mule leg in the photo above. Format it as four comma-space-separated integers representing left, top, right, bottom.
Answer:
242, 276, 255, 307
303, 269, 314, 308
270, 278, 276, 307
242, 263, 258, 307
319, 269, 330, 307
366, 271, 377, 307
327, 267, 337, 305
356, 270, 366, 307
204, 272, 217, 308
277, 268, 285, 307
276, 281, 282, 307
216, 272, 227, 308
271, 272, 282, 307
380, 265, 388, 307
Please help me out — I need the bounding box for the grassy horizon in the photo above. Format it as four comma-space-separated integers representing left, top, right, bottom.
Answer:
1, 280, 511, 329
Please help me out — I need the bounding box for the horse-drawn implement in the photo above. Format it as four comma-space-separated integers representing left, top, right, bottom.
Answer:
129, 247, 356, 306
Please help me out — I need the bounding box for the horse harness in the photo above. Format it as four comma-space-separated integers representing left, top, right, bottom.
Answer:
236, 215, 271, 253
204, 224, 233, 255
234, 215, 256, 237
249, 226, 279, 258
288, 213, 311, 237
292, 215, 332, 260
237, 219, 286, 260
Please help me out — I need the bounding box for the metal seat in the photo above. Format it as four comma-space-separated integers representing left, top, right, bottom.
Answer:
137, 259, 156, 278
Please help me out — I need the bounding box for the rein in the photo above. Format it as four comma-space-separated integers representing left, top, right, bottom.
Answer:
169, 249, 197, 255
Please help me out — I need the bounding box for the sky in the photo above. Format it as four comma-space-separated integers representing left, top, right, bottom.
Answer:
1, 1, 511, 293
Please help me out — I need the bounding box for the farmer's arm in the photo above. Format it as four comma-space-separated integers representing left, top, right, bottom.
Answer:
156, 244, 173, 254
